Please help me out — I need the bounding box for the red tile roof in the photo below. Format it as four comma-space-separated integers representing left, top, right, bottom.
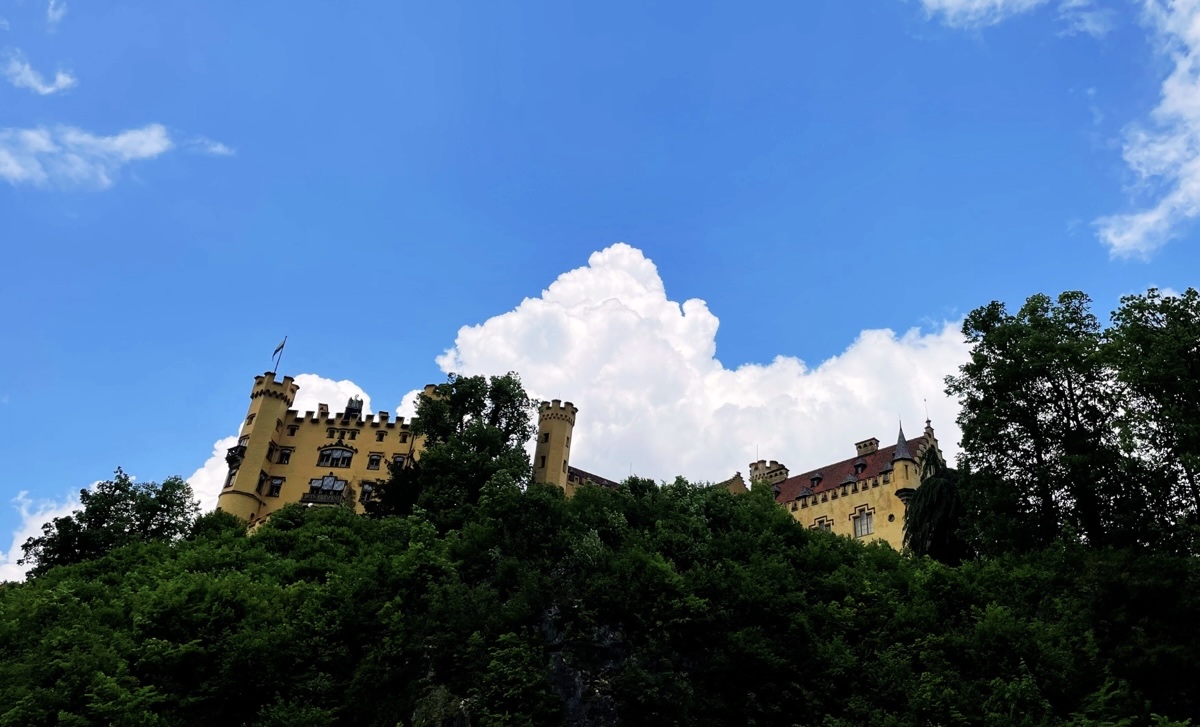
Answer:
774, 437, 926, 504
567, 465, 621, 490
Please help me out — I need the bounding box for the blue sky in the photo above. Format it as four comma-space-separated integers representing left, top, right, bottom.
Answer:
2, 0, 1198, 577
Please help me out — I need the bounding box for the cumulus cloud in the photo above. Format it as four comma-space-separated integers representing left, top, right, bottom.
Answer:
919, 0, 1052, 28
3, 50, 76, 94
1095, 0, 1200, 258
187, 136, 236, 156
432, 243, 970, 484
46, 0, 66, 30
0, 123, 172, 188
186, 375, 373, 514
0, 489, 81, 582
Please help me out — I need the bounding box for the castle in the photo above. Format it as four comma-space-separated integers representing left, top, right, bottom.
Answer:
217, 371, 940, 549
217, 372, 586, 525
754, 421, 941, 547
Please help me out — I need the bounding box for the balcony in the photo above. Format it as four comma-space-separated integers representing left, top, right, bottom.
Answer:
300, 491, 348, 505
225, 445, 247, 467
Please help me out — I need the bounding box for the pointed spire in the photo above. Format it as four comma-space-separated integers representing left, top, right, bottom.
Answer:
893, 422, 915, 462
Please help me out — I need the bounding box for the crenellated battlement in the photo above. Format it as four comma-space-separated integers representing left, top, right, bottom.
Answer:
286, 408, 414, 429
250, 371, 299, 406
749, 459, 789, 484
539, 399, 577, 425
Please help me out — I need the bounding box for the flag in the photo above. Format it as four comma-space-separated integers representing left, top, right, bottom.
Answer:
273, 337, 287, 359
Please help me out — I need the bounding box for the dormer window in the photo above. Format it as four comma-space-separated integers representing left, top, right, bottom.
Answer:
810, 472, 823, 488
853, 457, 867, 476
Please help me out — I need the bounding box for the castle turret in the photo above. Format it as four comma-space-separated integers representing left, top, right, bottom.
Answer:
748, 459, 789, 486
534, 399, 577, 494
217, 371, 299, 522
892, 423, 919, 507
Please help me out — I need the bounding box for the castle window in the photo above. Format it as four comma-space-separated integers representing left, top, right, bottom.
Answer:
277, 448, 292, 465
790, 502, 798, 511
539, 456, 546, 469
562, 460, 567, 473
376, 431, 386, 442
287, 425, 298, 436
566, 436, 570, 448
267, 478, 284, 497
256, 471, 268, 495
267, 442, 277, 462
853, 510, 874, 538
348, 430, 358, 440
327, 428, 336, 439
238, 435, 250, 447
245, 413, 256, 426
882, 472, 890, 484
367, 454, 382, 470
541, 432, 550, 443
224, 468, 238, 488
317, 447, 354, 468
812, 519, 832, 532
400, 432, 410, 444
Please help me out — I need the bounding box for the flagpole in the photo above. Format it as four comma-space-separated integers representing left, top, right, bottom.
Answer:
273, 336, 287, 376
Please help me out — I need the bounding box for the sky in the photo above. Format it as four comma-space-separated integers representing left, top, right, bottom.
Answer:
2, 0, 1198, 579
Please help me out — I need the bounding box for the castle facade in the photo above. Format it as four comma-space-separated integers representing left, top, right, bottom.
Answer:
752, 421, 941, 548
216, 372, 579, 524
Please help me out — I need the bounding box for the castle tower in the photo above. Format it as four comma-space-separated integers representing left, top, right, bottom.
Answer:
217, 371, 299, 522
534, 399, 577, 494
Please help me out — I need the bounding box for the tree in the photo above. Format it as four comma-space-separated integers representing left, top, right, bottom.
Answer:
366, 372, 536, 524
946, 292, 1138, 554
903, 446, 971, 565
19, 468, 199, 577
1108, 287, 1200, 517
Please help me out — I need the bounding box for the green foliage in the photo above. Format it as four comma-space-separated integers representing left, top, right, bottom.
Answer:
366, 372, 536, 529
904, 446, 972, 564
4, 476, 1199, 725
18, 469, 199, 577
946, 289, 1200, 556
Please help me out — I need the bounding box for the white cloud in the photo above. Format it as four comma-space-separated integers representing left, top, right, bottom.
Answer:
0, 17, 10, 31
0, 489, 81, 582
186, 436, 240, 515
433, 244, 970, 484
3, 49, 76, 94
919, 0, 1052, 28
1058, 0, 1117, 38
46, 0, 66, 30
186, 375, 373, 514
1095, 0, 1200, 258
0, 123, 173, 188
188, 136, 236, 156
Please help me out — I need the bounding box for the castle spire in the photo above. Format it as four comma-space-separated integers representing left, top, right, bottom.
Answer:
893, 422, 915, 462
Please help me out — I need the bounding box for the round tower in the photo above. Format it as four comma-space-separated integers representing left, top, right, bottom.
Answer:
217, 371, 299, 521
534, 399, 577, 494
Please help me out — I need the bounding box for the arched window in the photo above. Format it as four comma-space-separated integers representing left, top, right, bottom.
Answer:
317, 447, 354, 468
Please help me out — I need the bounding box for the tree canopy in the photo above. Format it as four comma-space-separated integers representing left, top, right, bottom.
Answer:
18, 468, 199, 577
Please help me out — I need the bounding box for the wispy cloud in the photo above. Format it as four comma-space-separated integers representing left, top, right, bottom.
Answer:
0, 17, 10, 31
1095, 0, 1200, 258
46, 0, 66, 31
0, 123, 173, 188
3, 50, 76, 95
1058, 0, 1117, 38
918, 0, 1052, 29
187, 136, 236, 156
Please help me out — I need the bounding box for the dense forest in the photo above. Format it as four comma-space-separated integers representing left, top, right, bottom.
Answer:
2, 288, 1198, 727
